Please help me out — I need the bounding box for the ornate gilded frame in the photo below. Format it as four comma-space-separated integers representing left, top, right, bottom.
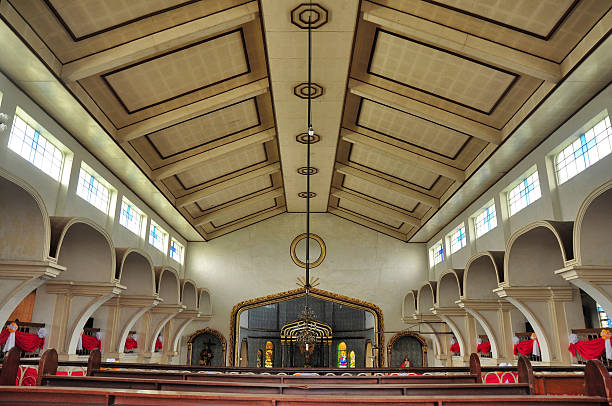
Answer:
186, 328, 227, 366
228, 287, 384, 366
387, 332, 428, 367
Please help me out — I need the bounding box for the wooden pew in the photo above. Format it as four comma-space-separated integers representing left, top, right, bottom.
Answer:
0, 386, 609, 406
40, 374, 531, 396
0, 347, 20, 385
86, 352, 482, 385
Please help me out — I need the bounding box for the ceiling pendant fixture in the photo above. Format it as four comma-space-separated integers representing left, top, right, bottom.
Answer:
292, 0, 319, 356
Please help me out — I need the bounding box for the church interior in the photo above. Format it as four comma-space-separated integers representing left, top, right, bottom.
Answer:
0, 0, 611, 404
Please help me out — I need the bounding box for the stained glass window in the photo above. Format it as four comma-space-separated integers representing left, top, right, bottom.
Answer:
508, 170, 541, 216
448, 223, 466, 254
429, 240, 444, 267
556, 116, 611, 185
474, 202, 497, 238
119, 198, 145, 236
149, 220, 168, 253
170, 238, 184, 264
76, 164, 111, 213
338, 342, 347, 368
8, 114, 64, 180
598, 305, 611, 329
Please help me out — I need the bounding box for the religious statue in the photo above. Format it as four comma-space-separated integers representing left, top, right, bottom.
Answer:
256, 349, 263, 367
400, 355, 411, 368
199, 344, 214, 366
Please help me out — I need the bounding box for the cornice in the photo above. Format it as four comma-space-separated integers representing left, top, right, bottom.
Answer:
150, 303, 185, 314
0, 260, 65, 279
555, 265, 612, 283
102, 295, 160, 308
432, 306, 467, 317
45, 280, 125, 296
457, 299, 508, 311
493, 286, 575, 302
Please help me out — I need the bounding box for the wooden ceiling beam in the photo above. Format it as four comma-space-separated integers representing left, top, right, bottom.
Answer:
206, 206, 286, 239
151, 128, 275, 180
176, 162, 281, 207
331, 187, 421, 227
361, 1, 561, 83
349, 79, 501, 145
329, 207, 408, 241
341, 129, 464, 182
335, 162, 440, 208
193, 187, 284, 226
61, 1, 259, 81
117, 79, 269, 142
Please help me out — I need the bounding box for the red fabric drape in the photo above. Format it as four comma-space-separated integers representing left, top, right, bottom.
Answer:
477, 341, 491, 354
568, 337, 605, 360
513, 339, 534, 356
81, 334, 101, 350
125, 338, 138, 350
449, 342, 460, 353
0, 329, 44, 352
0, 329, 9, 345
155, 338, 163, 350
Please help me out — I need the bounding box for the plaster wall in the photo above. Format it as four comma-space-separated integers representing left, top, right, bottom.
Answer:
0, 72, 186, 273
428, 85, 612, 280
185, 213, 428, 365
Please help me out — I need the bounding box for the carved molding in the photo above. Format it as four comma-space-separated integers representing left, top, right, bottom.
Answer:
228, 287, 385, 366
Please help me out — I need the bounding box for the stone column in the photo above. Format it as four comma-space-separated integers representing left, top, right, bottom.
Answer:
494, 285, 581, 365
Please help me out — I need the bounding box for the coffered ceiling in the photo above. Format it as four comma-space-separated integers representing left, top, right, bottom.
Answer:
0, 0, 610, 241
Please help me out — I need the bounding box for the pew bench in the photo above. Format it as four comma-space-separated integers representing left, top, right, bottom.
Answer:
91, 369, 480, 384
40, 375, 531, 396
0, 387, 609, 406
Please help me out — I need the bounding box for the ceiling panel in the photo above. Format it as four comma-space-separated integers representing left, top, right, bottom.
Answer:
3, 0, 608, 241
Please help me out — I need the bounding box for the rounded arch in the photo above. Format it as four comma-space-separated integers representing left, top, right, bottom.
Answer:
187, 328, 227, 366
463, 251, 504, 300
181, 279, 198, 310
116, 248, 156, 296
504, 221, 574, 286
402, 290, 418, 319
50, 217, 115, 282
436, 270, 463, 307
387, 332, 427, 367
198, 288, 212, 315
574, 180, 612, 266
0, 170, 50, 261
417, 282, 436, 314
155, 266, 180, 305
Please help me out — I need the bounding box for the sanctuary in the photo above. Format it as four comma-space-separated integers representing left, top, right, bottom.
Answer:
0, 0, 611, 404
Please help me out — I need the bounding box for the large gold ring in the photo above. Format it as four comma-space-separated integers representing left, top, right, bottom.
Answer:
290, 233, 326, 269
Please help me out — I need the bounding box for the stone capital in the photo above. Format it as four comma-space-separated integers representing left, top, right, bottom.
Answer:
457, 298, 514, 311
0, 260, 65, 279
555, 265, 612, 283
432, 306, 466, 317
493, 286, 574, 302
45, 280, 125, 296
103, 295, 160, 308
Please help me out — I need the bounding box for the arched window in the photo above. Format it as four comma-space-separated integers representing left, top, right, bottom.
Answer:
349, 350, 356, 368
337, 341, 347, 368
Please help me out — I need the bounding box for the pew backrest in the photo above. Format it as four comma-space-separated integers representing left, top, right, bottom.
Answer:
36, 348, 58, 386
0, 347, 20, 385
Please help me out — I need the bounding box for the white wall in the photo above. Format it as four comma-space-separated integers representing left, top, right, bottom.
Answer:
0, 72, 187, 274
427, 85, 612, 280
185, 212, 428, 364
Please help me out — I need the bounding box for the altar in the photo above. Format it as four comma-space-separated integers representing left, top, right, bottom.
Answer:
232, 288, 383, 368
